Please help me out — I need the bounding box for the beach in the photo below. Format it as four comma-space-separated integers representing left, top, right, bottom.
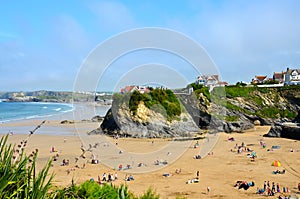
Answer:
1, 116, 300, 199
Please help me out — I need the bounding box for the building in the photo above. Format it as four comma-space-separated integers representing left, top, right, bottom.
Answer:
196, 75, 227, 86
251, 75, 267, 84
120, 85, 150, 94
273, 72, 285, 83
196, 75, 228, 91
285, 68, 300, 85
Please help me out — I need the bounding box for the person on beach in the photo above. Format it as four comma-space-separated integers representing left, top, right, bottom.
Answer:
207, 186, 210, 194
298, 183, 300, 191
102, 173, 107, 181
264, 181, 267, 190
108, 173, 112, 182
272, 182, 275, 193
276, 183, 280, 193
114, 172, 118, 180
196, 171, 200, 178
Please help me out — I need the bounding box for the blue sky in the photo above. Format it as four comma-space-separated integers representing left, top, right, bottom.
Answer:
1, 0, 300, 91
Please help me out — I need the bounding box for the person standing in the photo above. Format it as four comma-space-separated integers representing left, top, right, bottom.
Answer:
114, 172, 118, 180
264, 181, 267, 190
276, 183, 280, 193
102, 173, 107, 181
207, 186, 210, 195
272, 182, 275, 193
196, 171, 200, 178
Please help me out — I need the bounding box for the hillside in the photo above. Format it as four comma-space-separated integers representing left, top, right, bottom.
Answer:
100, 85, 300, 138
179, 84, 299, 132
0, 91, 112, 104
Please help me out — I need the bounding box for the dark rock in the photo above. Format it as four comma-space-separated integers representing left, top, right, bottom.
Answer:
91, 115, 103, 122
293, 110, 300, 123
88, 128, 102, 135
266, 122, 300, 140
60, 120, 74, 124
265, 124, 282, 137
281, 125, 300, 140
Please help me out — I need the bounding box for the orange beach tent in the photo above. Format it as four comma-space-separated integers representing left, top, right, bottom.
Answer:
272, 160, 281, 167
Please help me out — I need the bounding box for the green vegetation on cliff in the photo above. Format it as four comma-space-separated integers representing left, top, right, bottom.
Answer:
113, 88, 181, 120
191, 84, 298, 120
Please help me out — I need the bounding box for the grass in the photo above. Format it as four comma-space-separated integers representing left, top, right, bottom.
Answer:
0, 134, 54, 199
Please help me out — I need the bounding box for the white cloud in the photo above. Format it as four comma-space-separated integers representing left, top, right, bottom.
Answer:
89, 1, 136, 31
50, 14, 91, 54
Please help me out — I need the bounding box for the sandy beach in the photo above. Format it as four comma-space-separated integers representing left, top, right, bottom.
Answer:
1, 118, 300, 198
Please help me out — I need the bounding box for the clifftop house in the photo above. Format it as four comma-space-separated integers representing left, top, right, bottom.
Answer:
196, 75, 228, 86
273, 72, 285, 83
251, 67, 300, 85
285, 68, 300, 85
251, 75, 267, 84
120, 85, 150, 94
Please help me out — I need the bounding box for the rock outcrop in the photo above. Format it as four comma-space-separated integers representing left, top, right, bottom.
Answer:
266, 122, 300, 140
177, 93, 255, 133
101, 101, 200, 138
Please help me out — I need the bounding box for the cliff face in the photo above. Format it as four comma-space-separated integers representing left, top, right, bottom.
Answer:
100, 86, 300, 138
101, 101, 200, 138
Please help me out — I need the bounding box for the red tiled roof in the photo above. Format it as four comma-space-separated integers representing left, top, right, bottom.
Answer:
255, 76, 267, 81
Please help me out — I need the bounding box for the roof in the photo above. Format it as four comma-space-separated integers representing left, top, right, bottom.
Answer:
286, 68, 300, 75
255, 76, 267, 81
273, 72, 284, 79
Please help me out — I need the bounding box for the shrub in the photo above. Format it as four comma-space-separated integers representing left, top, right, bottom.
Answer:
126, 88, 181, 120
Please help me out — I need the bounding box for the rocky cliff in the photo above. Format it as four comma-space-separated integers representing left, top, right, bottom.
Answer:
100, 86, 300, 138
177, 86, 300, 133
101, 100, 200, 138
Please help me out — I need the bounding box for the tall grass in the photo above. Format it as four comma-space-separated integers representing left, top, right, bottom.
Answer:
0, 134, 53, 199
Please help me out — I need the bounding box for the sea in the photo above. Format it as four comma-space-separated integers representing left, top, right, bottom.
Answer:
0, 102, 74, 123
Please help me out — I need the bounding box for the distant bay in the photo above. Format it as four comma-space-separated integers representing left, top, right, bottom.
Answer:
0, 102, 74, 122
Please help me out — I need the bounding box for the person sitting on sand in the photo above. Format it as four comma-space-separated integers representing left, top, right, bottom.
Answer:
61, 159, 66, 166
234, 181, 255, 190
256, 187, 265, 194
126, 174, 134, 181
119, 164, 123, 170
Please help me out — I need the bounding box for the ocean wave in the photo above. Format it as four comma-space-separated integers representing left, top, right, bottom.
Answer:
0, 102, 74, 123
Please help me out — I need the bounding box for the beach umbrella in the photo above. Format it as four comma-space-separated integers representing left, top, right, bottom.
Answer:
272, 160, 281, 167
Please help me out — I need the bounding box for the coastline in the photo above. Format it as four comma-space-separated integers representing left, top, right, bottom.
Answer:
3, 125, 300, 198
0, 103, 110, 136
1, 103, 300, 198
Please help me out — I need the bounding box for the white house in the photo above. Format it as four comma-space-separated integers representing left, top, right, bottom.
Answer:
285, 68, 300, 85
196, 75, 228, 91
